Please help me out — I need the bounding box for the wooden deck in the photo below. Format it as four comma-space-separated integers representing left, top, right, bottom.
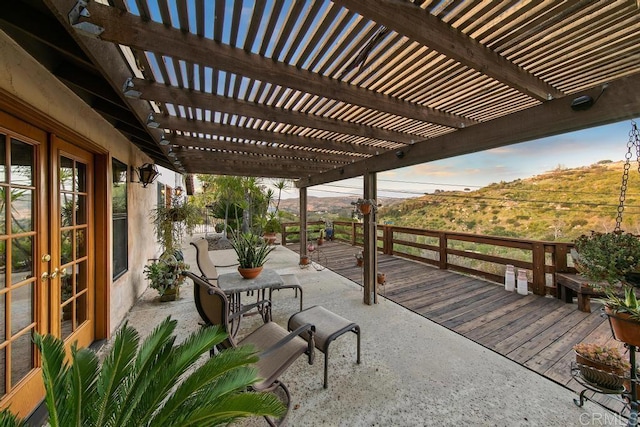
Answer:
289, 241, 629, 413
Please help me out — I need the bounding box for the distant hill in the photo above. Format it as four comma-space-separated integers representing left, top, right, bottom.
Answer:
377, 161, 640, 242
278, 161, 640, 241
278, 196, 404, 220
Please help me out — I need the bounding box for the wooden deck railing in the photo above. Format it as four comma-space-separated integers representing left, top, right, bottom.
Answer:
282, 221, 576, 295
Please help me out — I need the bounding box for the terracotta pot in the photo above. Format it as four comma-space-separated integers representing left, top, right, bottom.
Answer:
263, 232, 277, 245
356, 258, 363, 267
299, 256, 309, 266
238, 266, 263, 279
377, 273, 386, 284
575, 352, 626, 390
359, 204, 371, 215
605, 306, 640, 347
317, 238, 324, 246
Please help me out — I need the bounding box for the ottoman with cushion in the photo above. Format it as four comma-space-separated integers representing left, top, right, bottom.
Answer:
288, 305, 361, 388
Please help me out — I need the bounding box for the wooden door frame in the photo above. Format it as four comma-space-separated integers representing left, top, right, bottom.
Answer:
0, 89, 110, 340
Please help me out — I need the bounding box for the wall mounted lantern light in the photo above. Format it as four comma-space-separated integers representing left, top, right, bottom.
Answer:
131, 163, 160, 188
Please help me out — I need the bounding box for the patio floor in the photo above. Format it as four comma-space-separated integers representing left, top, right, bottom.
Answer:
111, 234, 625, 426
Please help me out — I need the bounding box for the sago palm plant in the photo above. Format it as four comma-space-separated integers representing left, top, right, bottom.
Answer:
0, 317, 284, 426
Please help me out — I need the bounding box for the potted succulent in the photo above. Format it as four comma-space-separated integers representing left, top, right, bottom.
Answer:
573, 231, 640, 345
317, 228, 325, 246
231, 233, 275, 279
262, 214, 281, 245
143, 255, 190, 301
574, 342, 629, 390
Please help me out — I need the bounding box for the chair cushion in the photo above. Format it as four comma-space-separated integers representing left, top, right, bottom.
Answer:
240, 322, 308, 391
288, 305, 356, 351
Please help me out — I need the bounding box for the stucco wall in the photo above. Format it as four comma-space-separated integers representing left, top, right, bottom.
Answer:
0, 30, 170, 334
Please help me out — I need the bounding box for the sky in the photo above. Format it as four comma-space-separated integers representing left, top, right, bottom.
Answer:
267, 118, 640, 200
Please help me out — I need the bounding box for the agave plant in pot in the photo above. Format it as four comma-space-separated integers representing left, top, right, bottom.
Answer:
231, 233, 275, 279
573, 230, 640, 346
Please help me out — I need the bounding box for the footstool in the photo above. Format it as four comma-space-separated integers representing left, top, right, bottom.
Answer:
288, 305, 361, 388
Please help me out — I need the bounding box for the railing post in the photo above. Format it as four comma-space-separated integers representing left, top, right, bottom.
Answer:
351, 222, 356, 246
532, 242, 545, 295
383, 225, 393, 255
555, 243, 569, 273
281, 223, 287, 245
438, 232, 447, 270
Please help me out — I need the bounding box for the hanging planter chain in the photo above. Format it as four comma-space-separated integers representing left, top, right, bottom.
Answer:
615, 121, 640, 232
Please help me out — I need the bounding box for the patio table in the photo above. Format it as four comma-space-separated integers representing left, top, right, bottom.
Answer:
218, 269, 284, 332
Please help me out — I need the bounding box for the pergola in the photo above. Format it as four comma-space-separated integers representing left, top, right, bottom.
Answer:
4, 0, 640, 303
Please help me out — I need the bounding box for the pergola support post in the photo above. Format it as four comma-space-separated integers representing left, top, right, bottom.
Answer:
299, 187, 307, 261
363, 172, 377, 305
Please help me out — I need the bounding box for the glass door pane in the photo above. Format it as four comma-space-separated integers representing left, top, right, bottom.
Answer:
0, 135, 37, 399
58, 155, 90, 340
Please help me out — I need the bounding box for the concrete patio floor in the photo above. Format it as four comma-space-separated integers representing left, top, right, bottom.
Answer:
114, 235, 626, 426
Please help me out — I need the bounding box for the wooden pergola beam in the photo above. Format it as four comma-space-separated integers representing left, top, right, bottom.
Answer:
178, 151, 335, 170
132, 79, 418, 146
334, 0, 564, 102
299, 73, 640, 187
179, 158, 325, 178
172, 135, 355, 163
82, 2, 477, 129
160, 115, 380, 156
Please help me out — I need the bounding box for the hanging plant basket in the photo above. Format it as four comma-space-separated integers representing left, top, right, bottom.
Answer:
359, 204, 371, 215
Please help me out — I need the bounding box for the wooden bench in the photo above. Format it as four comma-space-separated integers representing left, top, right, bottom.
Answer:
556, 273, 606, 313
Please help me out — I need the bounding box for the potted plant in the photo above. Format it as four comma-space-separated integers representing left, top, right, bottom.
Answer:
150, 193, 200, 257
574, 342, 629, 390
262, 214, 281, 245
143, 255, 189, 301
573, 231, 640, 345
355, 251, 364, 267
317, 228, 325, 246
231, 233, 275, 279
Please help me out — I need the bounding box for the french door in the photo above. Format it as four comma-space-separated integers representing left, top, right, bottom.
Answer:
50, 137, 95, 349
0, 120, 95, 417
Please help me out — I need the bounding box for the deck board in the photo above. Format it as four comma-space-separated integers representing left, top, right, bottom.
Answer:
288, 241, 628, 413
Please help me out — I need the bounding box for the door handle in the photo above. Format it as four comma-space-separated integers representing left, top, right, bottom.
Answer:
41, 268, 67, 281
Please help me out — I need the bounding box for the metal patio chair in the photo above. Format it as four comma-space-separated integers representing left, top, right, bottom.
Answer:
185, 271, 315, 426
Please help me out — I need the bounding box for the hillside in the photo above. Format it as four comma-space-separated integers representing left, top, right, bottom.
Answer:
377, 161, 640, 242
278, 196, 404, 220
276, 162, 640, 242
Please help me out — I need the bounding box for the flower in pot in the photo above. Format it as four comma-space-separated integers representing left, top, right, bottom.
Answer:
574, 231, 640, 345
143, 255, 190, 301
317, 228, 325, 246
231, 233, 275, 279
355, 251, 364, 267
573, 342, 629, 390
